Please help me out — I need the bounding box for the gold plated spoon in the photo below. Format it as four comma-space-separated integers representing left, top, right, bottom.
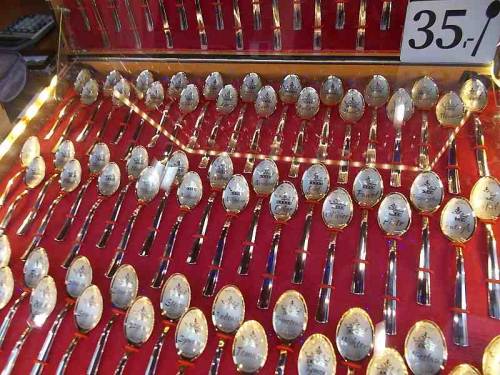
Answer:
298, 333, 337, 375
232, 320, 268, 373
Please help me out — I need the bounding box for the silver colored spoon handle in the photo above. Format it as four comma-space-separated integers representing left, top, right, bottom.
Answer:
252, 0, 262, 30
194, 0, 208, 49
113, 351, 130, 375
2, 325, 33, 375
0, 291, 29, 348
55, 334, 81, 375
147, 109, 168, 149
142, 0, 155, 32
227, 104, 248, 154
317, 107, 331, 160
158, 0, 173, 48
380, 0, 392, 30
20, 192, 65, 261
187, 102, 209, 148
257, 225, 283, 309
243, 117, 264, 173
97, 182, 131, 248
186, 191, 217, 263
271, 0, 282, 50
109, 0, 122, 32
232, 0, 243, 49
335, 1, 346, 29
383, 239, 398, 335
89, 0, 111, 48
418, 111, 430, 170
447, 137, 461, 194
208, 338, 225, 375
453, 246, 468, 346
87, 314, 118, 375
214, 0, 224, 30
151, 212, 186, 289
124, 0, 141, 48
145, 325, 170, 375
17, 173, 58, 236
485, 223, 500, 319
199, 115, 224, 168
275, 349, 289, 375
203, 216, 233, 297
270, 105, 289, 156
473, 116, 490, 177
416, 216, 431, 306
337, 123, 352, 184
44, 97, 76, 140
106, 204, 144, 278
75, 0, 91, 31
55, 177, 93, 241
162, 118, 183, 160
0, 189, 28, 232
0, 170, 22, 207
31, 303, 72, 375
76, 100, 104, 142
140, 193, 168, 256
238, 197, 263, 275
351, 209, 368, 295
52, 111, 79, 153
292, 204, 315, 284
313, 0, 322, 50
316, 232, 338, 323
177, 0, 188, 30
62, 198, 104, 268
292, 0, 302, 30
289, 119, 308, 178
112, 108, 134, 145
390, 128, 402, 187
366, 109, 378, 165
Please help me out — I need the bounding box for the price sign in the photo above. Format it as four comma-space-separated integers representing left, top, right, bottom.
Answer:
401, 0, 500, 64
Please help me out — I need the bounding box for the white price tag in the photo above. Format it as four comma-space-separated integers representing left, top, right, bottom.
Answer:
401, 0, 500, 64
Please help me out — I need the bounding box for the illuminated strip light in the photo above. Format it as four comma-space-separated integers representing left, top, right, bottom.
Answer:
114, 88, 421, 172
0, 75, 58, 161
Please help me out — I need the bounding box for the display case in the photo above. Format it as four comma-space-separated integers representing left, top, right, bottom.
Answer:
0, 1, 499, 374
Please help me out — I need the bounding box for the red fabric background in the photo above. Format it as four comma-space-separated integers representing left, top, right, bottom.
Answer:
62, 0, 407, 53
0, 80, 498, 374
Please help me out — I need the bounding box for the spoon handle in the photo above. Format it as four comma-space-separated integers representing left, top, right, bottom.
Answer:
453, 246, 468, 346
113, 351, 130, 375
89, 0, 111, 48
275, 349, 289, 375
143, 0, 155, 32
145, 325, 170, 375
97, 182, 131, 248
418, 111, 430, 170
31, 303, 72, 375
337, 123, 352, 184
87, 314, 118, 375
162, 120, 183, 160
253, 0, 262, 30
316, 232, 337, 323
203, 216, 233, 296
106, 204, 143, 277
288, 120, 308, 178
383, 239, 398, 335
0, 189, 28, 232
447, 138, 461, 194
151, 212, 186, 289
76, 99, 104, 142
158, 0, 173, 48
112, 108, 133, 144
257, 225, 283, 309
2, 325, 33, 375
199, 116, 224, 168
194, 0, 207, 48
485, 223, 500, 319
208, 339, 225, 375
123, 119, 147, 160
390, 128, 402, 187
16, 174, 58, 236
380, 0, 392, 30
55, 335, 81, 375
62, 198, 104, 268
473, 116, 490, 177
292, 204, 315, 284
317, 107, 331, 160
187, 102, 209, 148
44, 97, 76, 140
238, 197, 263, 275
0, 290, 29, 348
416, 216, 431, 306
95, 108, 114, 140
140, 193, 168, 256
20, 192, 65, 261
0, 170, 22, 207
233, 0, 243, 50
313, 0, 322, 50
147, 108, 170, 148
51, 110, 79, 153
336, 1, 346, 29
227, 104, 248, 154
271, 0, 282, 50
366, 109, 378, 165
243, 117, 264, 173
351, 209, 368, 295
55, 177, 93, 241
186, 191, 217, 264
269, 105, 289, 156
124, 0, 141, 47
292, 0, 301, 30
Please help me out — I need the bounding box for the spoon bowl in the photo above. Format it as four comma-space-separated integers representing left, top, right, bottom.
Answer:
74, 284, 103, 333
296, 87, 320, 120
412, 76, 439, 110
127, 146, 149, 179
320, 76, 344, 106
436, 91, 465, 128
440, 197, 477, 243
65, 255, 92, 299
98, 162, 121, 196
340, 89, 365, 123
232, 320, 268, 373
0, 266, 14, 309
110, 264, 138, 310
410, 171, 444, 213
366, 347, 408, 375
336, 307, 374, 364
460, 77, 488, 113
24, 156, 46, 189
175, 307, 209, 360
136, 166, 161, 203
279, 74, 302, 104
470, 176, 500, 221
20, 136, 41, 168
273, 290, 308, 342
0, 234, 11, 267
145, 81, 164, 109
60, 159, 82, 192
203, 72, 224, 100
161, 273, 191, 320
23, 247, 49, 288
365, 75, 390, 108
252, 158, 279, 196
240, 73, 262, 103
298, 333, 336, 375
482, 335, 500, 375
270, 182, 299, 222
209, 153, 234, 191
212, 285, 245, 334
54, 140, 75, 171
